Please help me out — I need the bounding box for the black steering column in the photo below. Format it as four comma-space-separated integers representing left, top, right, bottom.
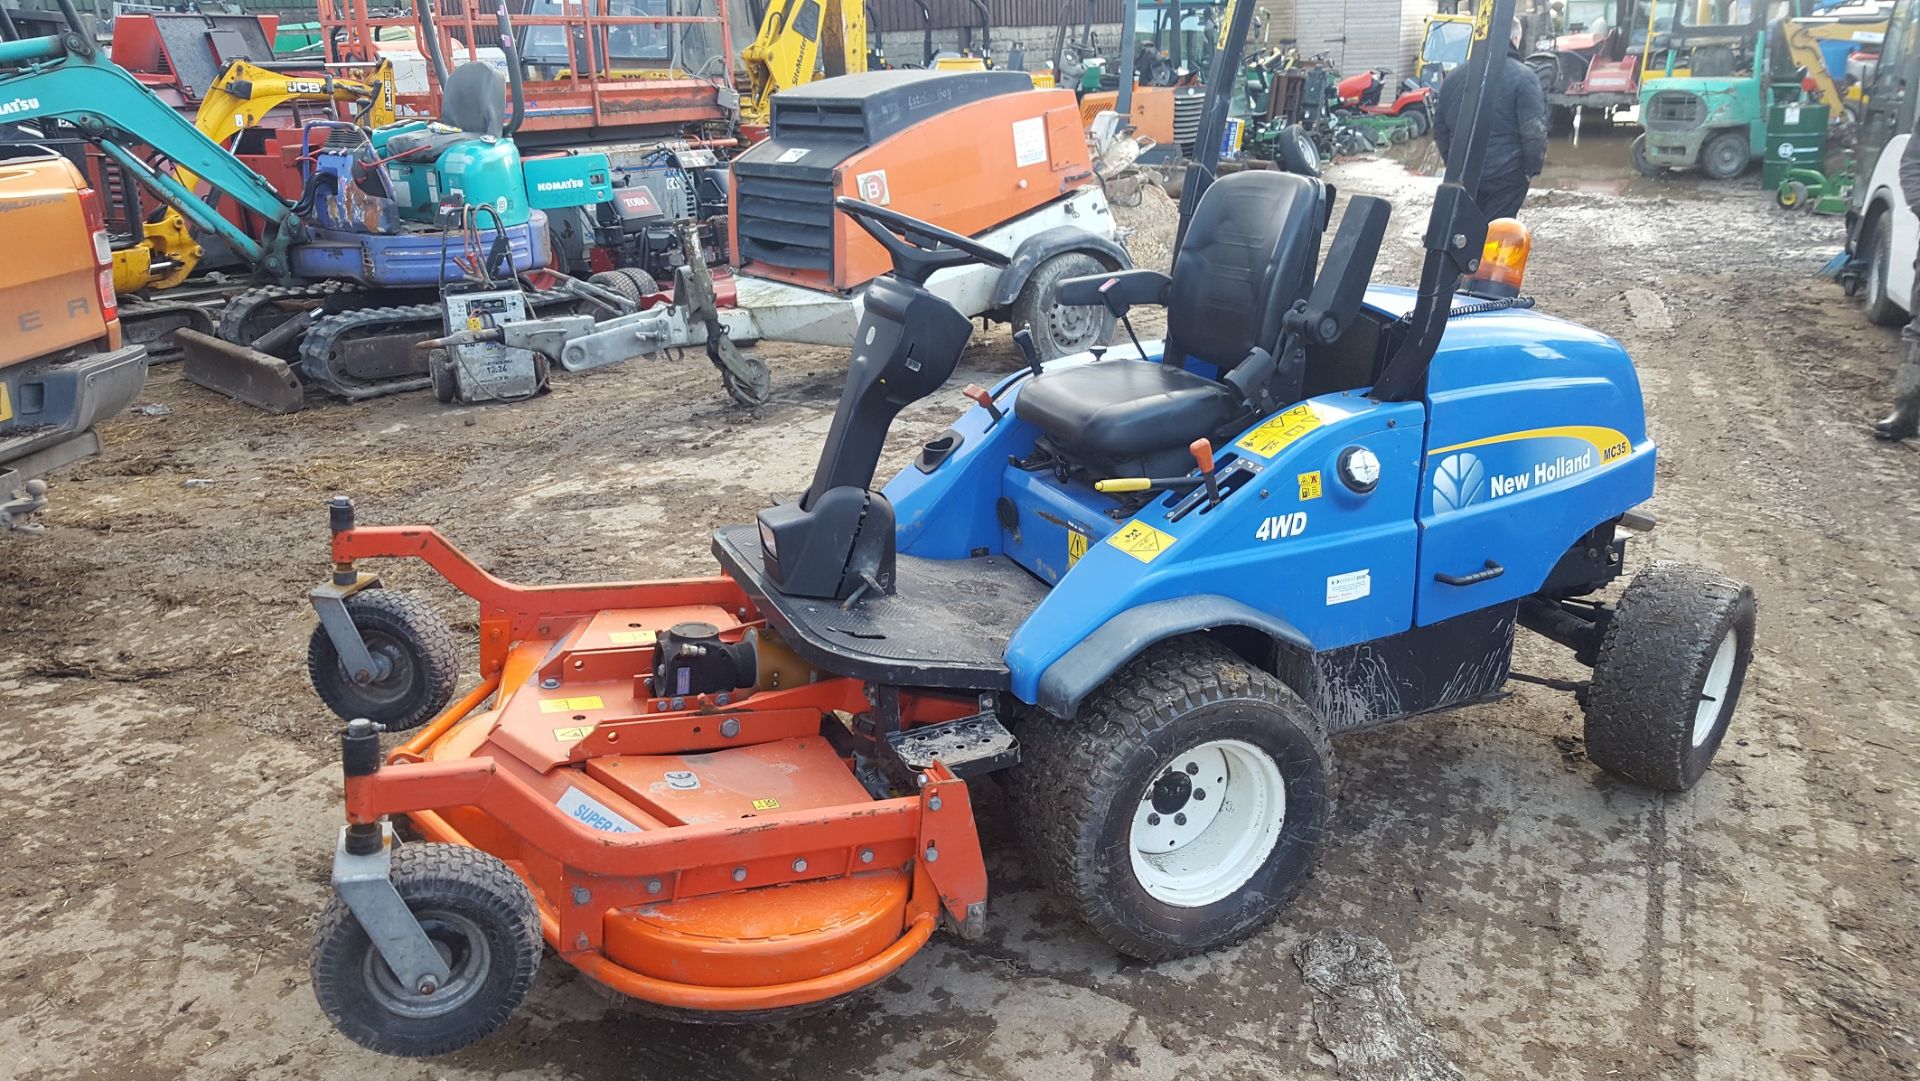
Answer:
756, 199, 1011, 602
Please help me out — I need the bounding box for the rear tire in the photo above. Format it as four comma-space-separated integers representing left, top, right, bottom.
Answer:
1012, 252, 1118, 361
312, 844, 541, 1057
1583, 562, 1757, 792
1700, 129, 1750, 181
308, 591, 459, 730
1404, 104, 1430, 138
1861, 212, 1907, 326
1010, 639, 1331, 961
1276, 124, 1322, 177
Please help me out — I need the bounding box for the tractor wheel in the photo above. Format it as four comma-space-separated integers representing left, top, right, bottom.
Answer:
429, 349, 457, 404
615, 267, 660, 297
1776, 180, 1808, 212
1275, 124, 1322, 177
1630, 135, 1665, 179
1700, 130, 1750, 181
588, 270, 643, 304
308, 591, 459, 730
1404, 104, 1430, 139
1583, 562, 1757, 792
1010, 639, 1331, 961
1861, 212, 1907, 326
312, 843, 542, 1057
1013, 252, 1118, 361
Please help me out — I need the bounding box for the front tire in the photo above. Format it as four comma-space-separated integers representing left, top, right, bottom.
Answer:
308, 591, 459, 730
1012, 252, 1118, 360
1276, 123, 1322, 177
1630, 134, 1665, 178
1010, 639, 1331, 961
1700, 129, 1750, 181
1861, 212, 1907, 326
313, 844, 542, 1057
1583, 561, 1757, 792
1403, 104, 1430, 138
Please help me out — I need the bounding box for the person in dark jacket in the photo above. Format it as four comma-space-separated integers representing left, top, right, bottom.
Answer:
1432, 19, 1549, 218
1873, 127, 1920, 440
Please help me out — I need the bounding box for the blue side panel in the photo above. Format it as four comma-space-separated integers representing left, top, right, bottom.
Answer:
999, 467, 1119, 585
1412, 300, 1658, 625
1005, 392, 1427, 705
288, 212, 552, 286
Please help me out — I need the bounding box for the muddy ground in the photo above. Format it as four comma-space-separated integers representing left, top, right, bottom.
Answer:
2, 125, 1915, 1080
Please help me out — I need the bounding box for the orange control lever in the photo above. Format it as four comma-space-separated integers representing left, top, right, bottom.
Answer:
964, 384, 1003, 423
1190, 439, 1222, 505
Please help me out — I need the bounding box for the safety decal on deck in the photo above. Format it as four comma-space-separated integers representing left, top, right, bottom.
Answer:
557, 786, 641, 834
752, 797, 782, 811
1236, 404, 1322, 459
608, 630, 649, 645
1297, 471, 1324, 500
538, 695, 605, 714
1066, 526, 1090, 568
1108, 520, 1177, 563
552, 726, 594, 742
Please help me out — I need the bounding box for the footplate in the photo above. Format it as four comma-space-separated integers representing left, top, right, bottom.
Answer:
886, 711, 1019, 779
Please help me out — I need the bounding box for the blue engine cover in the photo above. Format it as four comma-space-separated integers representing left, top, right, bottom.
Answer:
884, 286, 1657, 709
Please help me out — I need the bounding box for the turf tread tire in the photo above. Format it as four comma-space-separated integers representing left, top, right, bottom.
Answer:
1583, 561, 1757, 792
1862, 212, 1906, 326
308, 590, 459, 730
312, 843, 541, 1057
1010, 638, 1330, 962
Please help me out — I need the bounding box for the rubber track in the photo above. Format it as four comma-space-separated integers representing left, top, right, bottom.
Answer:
311, 843, 541, 1058
217, 281, 356, 343
1009, 637, 1332, 962
298, 302, 444, 393
1583, 560, 1757, 791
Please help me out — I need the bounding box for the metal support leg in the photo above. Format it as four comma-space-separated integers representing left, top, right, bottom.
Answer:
331, 823, 453, 994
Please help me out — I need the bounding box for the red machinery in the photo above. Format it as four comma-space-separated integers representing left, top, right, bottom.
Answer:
319, 0, 737, 149
1525, 1, 1645, 122
1333, 68, 1435, 136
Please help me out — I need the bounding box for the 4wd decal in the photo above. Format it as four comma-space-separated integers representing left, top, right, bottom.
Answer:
1255, 512, 1307, 541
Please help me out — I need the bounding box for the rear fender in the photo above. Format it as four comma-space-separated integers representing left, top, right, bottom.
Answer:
1033, 598, 1311, 718
989, 226, 1133, 310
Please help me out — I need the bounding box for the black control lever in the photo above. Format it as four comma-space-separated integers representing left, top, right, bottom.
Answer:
1012, 327, 1044, 377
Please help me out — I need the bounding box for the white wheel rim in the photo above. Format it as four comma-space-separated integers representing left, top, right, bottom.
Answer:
1691, 633, 1738, 748
1129, 739, 1287, 908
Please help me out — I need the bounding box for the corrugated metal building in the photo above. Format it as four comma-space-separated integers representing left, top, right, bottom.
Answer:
1259, 0, 1440, 80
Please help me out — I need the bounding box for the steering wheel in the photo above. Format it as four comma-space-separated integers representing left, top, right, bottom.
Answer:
833, 197, 1011, 286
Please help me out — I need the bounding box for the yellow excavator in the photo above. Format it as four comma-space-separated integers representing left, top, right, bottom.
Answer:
113, 58, 396, 294
740, 0, 870, 130
1773, 7, 1888, 121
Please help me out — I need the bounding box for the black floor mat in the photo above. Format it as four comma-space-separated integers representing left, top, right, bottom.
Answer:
713, 523, 1051, 690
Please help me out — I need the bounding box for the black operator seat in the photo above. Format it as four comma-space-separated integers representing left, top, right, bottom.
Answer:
385, 63, 508, 162
1014, 170, 1328, 480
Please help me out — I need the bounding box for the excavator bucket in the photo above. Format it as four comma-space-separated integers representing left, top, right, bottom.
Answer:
177, 329, 306, 414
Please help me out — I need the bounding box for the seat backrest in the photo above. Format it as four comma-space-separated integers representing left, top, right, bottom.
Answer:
441, 62, 507, 137
1165, 170, 1326, 371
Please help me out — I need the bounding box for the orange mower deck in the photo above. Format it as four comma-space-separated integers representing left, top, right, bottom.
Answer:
330, 522, 989, 1013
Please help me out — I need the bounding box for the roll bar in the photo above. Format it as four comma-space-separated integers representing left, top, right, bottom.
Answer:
965, 0, 990, 62
413, 0, 452, 89
1371, 0, 1518, 402
494, 4, 524, 137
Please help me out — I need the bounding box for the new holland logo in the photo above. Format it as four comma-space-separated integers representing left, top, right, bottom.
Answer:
1430, 452, 1486, 514
536, 178, 586, 192
0, 96, 40, 117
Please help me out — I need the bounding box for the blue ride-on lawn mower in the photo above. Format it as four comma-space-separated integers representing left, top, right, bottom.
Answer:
301, 0, 1756, 1057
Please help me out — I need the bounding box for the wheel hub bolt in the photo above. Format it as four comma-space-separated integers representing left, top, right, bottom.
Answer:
1147, 813, 1162, 826
1184, 762, 1199, 775
1175, 813, 1187, 826
1193, 789, 1206, 801
416, 977, 438, 995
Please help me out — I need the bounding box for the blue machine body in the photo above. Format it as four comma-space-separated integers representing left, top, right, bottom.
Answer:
883, 286, 1656, 710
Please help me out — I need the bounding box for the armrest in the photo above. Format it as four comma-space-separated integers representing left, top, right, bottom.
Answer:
1054, 268, 1172, 315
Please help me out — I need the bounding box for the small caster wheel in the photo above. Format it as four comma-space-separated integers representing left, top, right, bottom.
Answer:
1583, 561, 1757, 791
428, 349, 457, 404
312, 843, 541, 1057
1776, 180, 1808, 212
308, 591, 459, 730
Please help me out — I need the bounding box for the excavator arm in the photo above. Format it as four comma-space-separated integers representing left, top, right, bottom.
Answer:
740, 0, 869, 129
1774, 15, 1879, 118
175, 58, 397, 195
0, 28, 297, 277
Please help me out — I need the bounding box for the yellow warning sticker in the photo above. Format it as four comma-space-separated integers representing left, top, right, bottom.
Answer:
552, 726, 594, 742
538, 695, 605, 714
1472, 0, 1494, 40
1107, 520, 1177, 564
752, 797, 781, 811
1066, 527, 1089, 568
0, 383, 11, 423
1236, 404, 1323, 459
1298, 471, 1324, 501
608, 630, 648, 645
